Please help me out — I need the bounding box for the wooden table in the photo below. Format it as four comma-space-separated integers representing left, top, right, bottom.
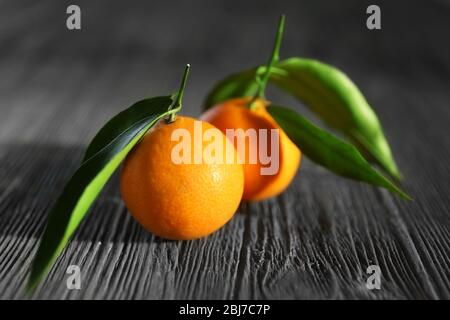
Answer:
0, 0, 449, 299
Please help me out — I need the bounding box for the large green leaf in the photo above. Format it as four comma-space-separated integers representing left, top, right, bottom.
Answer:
269, 57, 401, 180
267, 105, 410, 200
203, 68, 259, 109
27, 95, 175, 291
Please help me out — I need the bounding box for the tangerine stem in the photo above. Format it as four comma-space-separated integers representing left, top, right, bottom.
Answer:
250, 15, 285, 110
167, 64, 191, 123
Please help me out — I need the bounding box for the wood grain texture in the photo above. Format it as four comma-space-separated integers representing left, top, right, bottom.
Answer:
0, 0, 449, 299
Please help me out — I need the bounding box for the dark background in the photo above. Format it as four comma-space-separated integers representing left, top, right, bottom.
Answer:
0, 0, 449, 299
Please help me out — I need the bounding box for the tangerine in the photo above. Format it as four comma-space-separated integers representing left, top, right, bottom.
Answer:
201, 98, 301, 201
120, 116, 244, 240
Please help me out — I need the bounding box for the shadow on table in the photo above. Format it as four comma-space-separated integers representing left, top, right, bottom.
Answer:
0, 142, 250, 245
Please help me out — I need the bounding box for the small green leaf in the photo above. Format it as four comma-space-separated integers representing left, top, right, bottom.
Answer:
269, 57, 402, 180
267, 105, 410, 200
203, 68, 259, 110
27, 96, 174, 292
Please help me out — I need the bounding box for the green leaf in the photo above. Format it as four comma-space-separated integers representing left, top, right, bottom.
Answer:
27, 95, 175, 292
203, 68, 260, 110
83, 96, 174, 161
267, 105, 410, 200
269, 57, 402, 180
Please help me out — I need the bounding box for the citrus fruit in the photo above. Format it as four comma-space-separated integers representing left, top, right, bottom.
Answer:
120, 116, 244, 240
201, 98, 301, 201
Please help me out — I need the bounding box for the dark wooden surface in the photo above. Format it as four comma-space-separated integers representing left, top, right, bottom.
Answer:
0, 0, 449, 299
